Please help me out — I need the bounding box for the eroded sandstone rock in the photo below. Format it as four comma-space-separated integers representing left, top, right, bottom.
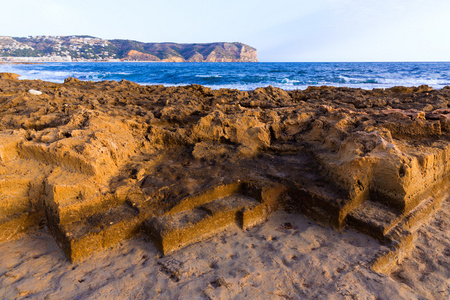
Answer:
0, 73, 20, 80
0, 74, 448, 273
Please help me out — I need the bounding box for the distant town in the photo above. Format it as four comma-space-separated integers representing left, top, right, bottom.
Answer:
0, 36, 119, 62
0, 35, 258, 63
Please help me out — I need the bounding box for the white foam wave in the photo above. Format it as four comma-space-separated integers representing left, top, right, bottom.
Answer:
378, 77, 448, 87
195, 75, 222, 78
0, 64, 134, 83
281, 78, 300, 85
2, 62, 449, 91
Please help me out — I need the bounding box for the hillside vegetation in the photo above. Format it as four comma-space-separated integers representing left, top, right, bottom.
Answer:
0, 36, 258, 62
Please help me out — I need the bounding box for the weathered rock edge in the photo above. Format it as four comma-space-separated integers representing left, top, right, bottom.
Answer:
0, 73, 449, 273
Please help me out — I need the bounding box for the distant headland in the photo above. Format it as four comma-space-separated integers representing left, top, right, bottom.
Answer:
0, 35, 258, 62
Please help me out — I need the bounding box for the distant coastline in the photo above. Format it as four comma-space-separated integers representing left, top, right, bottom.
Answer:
0, 35, 258, 63
0, 61, 42, 65
0, 59, 256, 64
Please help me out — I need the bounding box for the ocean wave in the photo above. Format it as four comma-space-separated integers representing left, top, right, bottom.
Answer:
378, 77, 449, 87
281, 78, 301, 85
269, 69, 293, 73
1, 62, 449, 90
195, 75, 222, 78
337, 75, 380, 85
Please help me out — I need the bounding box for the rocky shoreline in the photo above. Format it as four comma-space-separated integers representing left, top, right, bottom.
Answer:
0, 73, 449, 298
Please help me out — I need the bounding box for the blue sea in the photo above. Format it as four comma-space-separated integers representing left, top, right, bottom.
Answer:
1, 62, 449, 90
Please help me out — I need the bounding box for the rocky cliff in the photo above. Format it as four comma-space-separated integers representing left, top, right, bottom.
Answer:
116, 41, 257, 62
0, 36, 258, 62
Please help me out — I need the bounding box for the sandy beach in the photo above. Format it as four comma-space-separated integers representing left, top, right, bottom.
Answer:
1, 197, 448, 299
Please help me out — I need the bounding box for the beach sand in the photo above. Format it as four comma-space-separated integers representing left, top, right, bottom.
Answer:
1, 197, 448, 299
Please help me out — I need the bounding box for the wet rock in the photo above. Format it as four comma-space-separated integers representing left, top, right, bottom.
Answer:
0, 72, 20, 80
64, 77, 81, 84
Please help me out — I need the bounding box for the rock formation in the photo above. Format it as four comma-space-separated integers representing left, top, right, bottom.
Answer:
119, 42, 258, 62
124, 50, 161, 62
0, 73, 448, 274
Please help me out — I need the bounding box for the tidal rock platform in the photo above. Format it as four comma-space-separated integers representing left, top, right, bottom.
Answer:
0, 73, 449, 273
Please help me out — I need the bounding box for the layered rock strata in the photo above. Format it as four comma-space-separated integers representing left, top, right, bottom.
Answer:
0, 73, 449, 272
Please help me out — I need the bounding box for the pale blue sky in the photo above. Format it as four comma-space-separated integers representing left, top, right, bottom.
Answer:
2, 0, 449, 61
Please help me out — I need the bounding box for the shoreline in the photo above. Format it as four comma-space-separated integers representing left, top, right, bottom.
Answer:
1, 59, 450, 63
1, 62, 449, 92
0, 60, 259, 63
0, 61, 43, 65
2, 73, 450, 93
0, 74, 449, 298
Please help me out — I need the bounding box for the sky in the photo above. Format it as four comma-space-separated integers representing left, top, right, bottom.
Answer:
2, 0, 450, 62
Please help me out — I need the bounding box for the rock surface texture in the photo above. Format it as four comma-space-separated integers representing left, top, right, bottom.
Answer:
0, 74, 448, 275
121, 42, 258, 62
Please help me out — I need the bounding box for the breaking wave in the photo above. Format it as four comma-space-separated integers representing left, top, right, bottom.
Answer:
1, 62, 449, 90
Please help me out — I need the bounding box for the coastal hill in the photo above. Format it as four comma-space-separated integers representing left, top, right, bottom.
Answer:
0, 35, 258, 62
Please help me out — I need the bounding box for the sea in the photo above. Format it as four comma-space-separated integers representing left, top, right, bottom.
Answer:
1, 62, 449, 91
